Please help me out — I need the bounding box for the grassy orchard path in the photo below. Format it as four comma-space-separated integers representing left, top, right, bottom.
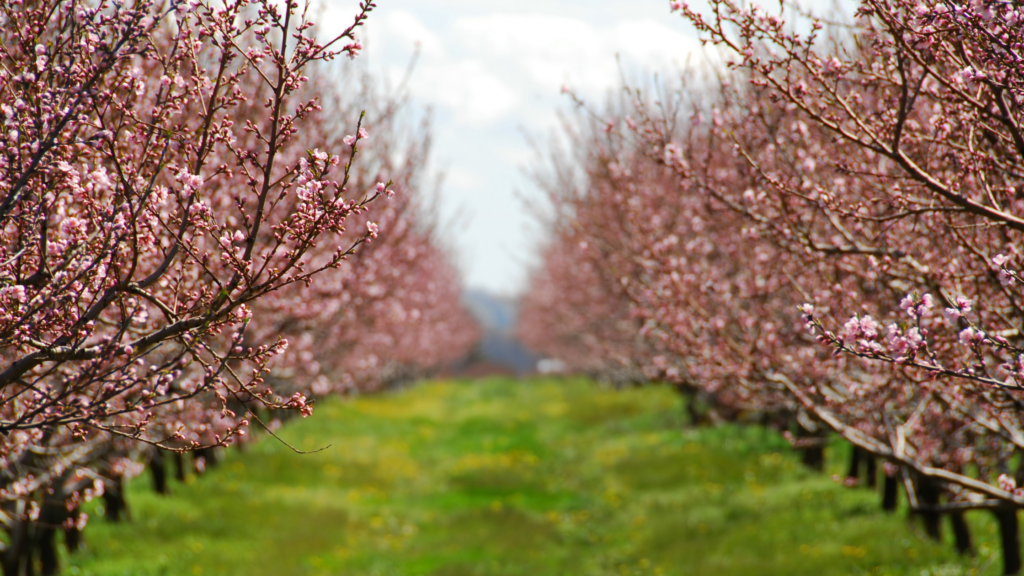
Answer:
68, 378, 997, 575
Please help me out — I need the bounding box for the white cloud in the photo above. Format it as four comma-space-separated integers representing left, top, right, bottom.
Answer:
321, 1, 708, 294
376, 10, 448, 59
359, 11, 706, 130
417, 60, 519, 127
613, 19, 707, 68
445, 167, 482, 191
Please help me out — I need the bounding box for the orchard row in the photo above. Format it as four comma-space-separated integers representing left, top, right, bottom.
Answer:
0, 1, 476, 574
519, 1, 1024, 573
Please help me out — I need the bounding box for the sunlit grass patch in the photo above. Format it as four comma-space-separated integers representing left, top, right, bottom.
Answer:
67, 377, 1000, 576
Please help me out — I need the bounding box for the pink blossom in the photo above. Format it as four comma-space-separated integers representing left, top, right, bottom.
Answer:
1, 285, 27, 303
954, 66, 976, 83
944, 296, 972, 324
920, 294, 934, 310
60, 217, 87, 239
899, 294, 916, 314
899, 293, 933, 319
944, 307, 962, 323
345, 41, 363, 59
905, 327, 923, 349
234, 305, 252, 321
842, 315, 879, 346
664, 143, 684, 165
958, 327, 984, 347
176, 169, 203, 189
999, 269, 1015, 286
286, 392, 314, 417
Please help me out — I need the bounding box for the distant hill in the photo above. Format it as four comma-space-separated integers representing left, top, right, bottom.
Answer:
460, 289, 539, 376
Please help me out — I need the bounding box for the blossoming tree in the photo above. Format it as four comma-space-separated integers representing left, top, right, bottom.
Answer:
0, 0, 477, 573
522, 0, 1024, 570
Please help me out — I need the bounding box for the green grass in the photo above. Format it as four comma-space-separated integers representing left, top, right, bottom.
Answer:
66, 377, 1002, 576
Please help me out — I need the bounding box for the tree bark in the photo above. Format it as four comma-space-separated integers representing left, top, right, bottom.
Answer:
63, 521, 81, 555
151, 450, 169, 495
800, 445, 824, 471
864, 454, 877, 488
3, 519, 28, 576
686, 391, 702, 427
173, 452, 187, 482
36, 527, 58, 576
102, 477, 128, 522
994, 507, 1022, 575
22, 524, 35, 576
847, 446, 861, 482
194, 448, 218, 474
882, 473, 899, 511
37, 491, 67, 576
915, 475, 942, 541
949, 510, 975, 557
794, 424, 825, 472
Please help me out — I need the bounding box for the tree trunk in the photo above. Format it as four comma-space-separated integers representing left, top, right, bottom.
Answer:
916, 476, 942, 541
36, 527, 58, 576
794, 422, 825, 472
21, 520, 35, 576
173, 452, 187, 482
686, 395, 702, 428
3, 519, 28, 576
102, 478, 128, 522
63, 521, 81, 555
801, 446, 823, 471
794, 414, 827, 469
194, 448, 218, 474
672, 385, 702, 427
995, 507, 1022, 575
37, 492, 67, 576
864, 455, 877, 488
882, 473, 899, 511
151, 450, 169, 495
847, 446, 861, 482
949, 510, 975, 557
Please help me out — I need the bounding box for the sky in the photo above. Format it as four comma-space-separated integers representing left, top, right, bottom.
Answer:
319, 0, 708, 296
